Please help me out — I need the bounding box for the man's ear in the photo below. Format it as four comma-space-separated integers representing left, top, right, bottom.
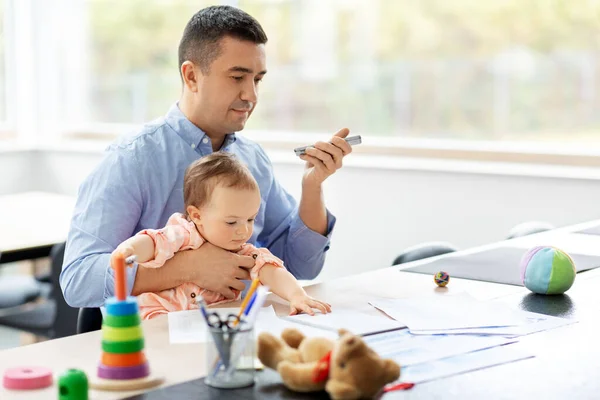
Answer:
181, 61, 200, 93
186, 205, 202, 224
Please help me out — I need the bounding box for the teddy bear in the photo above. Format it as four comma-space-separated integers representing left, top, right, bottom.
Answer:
257, 327, 401, 399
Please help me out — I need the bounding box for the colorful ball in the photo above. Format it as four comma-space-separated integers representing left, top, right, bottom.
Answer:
520, 246, 576, 295
434, 271, 450, 287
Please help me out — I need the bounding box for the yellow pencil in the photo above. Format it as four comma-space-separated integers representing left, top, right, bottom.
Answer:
236, 278, 260, 321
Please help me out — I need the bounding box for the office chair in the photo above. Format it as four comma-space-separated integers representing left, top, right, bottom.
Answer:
77, 307, 103, 334
0, 242, 79, 339
506, 221, 555, 240
392, 241, 459, 266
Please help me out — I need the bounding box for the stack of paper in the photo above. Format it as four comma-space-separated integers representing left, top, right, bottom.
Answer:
362, 329, 533, 384
369, 292, 575, 337
282, 309, 406, 336
362, 329, 516, 367
400, 346, 533, 384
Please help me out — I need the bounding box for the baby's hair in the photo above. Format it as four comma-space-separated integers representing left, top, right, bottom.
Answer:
183, 152, 258, 211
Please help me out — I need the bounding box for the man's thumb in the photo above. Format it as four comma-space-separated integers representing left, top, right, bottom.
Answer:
334, 127, 350, 138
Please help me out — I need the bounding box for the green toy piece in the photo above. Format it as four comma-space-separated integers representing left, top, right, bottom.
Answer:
58, 369, 88, 400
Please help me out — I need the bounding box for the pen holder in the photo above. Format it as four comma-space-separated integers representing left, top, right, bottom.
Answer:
204, 324, 255, 389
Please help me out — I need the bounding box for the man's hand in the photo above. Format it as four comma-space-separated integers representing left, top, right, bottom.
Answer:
299, 127, 352, 189
186, 242, 255, 299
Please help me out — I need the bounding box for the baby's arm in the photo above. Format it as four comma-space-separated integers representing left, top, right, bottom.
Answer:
114, 235, 156, 263
258, 265, 331, 316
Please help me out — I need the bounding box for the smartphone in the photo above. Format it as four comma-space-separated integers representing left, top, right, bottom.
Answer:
294, 135, 362, 156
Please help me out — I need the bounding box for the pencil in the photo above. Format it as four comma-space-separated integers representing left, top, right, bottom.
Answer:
236, 278, 260, 320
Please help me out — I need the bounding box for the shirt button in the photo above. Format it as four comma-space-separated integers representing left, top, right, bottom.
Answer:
202, 138, 209, 144
190, 143, 196, 149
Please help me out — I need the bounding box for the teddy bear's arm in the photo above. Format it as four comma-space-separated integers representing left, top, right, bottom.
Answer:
278, 361, 327, 393
325, 380, 362, 400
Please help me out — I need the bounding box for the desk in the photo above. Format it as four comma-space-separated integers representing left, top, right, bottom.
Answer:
1, 219, 600, 399
0, 192, 75, 264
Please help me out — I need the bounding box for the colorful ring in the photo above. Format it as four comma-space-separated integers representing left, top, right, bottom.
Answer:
2, 366, 53, 390
102, 325, 143, 342
97, 362, 150, 380
101, 351, 146, 368
105, 297, 138, 316
102, 338, 145, 354
103, 313, 141, 328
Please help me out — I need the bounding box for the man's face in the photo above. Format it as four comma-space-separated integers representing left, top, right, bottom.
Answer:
195, 36, 267, 135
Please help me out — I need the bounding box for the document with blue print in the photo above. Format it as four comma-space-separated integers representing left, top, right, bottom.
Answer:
400, 346, 533, 384
369, 292, 574, 336
362, 329, 516, 368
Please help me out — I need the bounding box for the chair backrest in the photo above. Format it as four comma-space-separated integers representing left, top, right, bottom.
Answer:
77, 307, 103, 334
507, 221, 555, 240
392, 241, 459, 266
50, 242, 79, 338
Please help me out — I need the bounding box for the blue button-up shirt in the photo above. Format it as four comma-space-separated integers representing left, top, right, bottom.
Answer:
60, 103, 336, 307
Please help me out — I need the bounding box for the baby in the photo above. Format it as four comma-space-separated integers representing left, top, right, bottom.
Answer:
113, 152, 331, 319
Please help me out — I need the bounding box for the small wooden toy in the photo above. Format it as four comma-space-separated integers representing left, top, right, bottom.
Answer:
434, 271, 450, 287
89, 253, 163, 391
2, 366, 53, 390
58, 369, 88, 400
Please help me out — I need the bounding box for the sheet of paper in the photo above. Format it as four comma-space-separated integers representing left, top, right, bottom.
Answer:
168, 306, 338, 344
254, 307, 338, 340
408, 311, 576, 337
282, 308, 406, 336
400, 345, 533, 384
369, 293, 530, 331
362, 329, 516, 367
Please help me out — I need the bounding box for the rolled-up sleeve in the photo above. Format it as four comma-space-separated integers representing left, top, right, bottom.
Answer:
256, 156, 336, 280
60, 149, 143, 308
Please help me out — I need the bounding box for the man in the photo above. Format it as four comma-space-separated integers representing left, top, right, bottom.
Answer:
61, 5, 352, 307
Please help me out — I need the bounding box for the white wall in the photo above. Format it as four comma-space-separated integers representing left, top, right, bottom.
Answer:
22, 148, 600, 282
0, 149, 36, 195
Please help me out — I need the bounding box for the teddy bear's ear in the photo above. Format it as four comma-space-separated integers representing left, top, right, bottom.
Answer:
381, 359, 401, 383
334, 335, 362, 363
337, 328, 351, 337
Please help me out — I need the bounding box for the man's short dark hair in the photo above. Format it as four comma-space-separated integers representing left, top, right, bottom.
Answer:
178, 5, 268, 75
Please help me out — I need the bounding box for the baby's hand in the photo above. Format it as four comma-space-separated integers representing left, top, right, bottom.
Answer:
112, 245, 136, 266
289, 295, 332, 316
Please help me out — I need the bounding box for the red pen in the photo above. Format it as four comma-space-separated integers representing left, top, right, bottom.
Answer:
384, 382, 415, 392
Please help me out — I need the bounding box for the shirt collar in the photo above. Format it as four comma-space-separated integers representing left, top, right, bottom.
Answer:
165, 102, 237, 149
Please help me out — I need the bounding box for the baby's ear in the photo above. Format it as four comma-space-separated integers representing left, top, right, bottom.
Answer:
186, 205, 202, 223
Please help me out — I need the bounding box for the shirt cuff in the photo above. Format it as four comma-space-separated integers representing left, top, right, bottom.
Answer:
289, 209, 336, 262
103, 260, 139, 302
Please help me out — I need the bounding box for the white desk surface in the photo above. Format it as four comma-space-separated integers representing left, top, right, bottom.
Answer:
0, 191, 75, 254
0, 269, 522, 399
1, 211, 599, 399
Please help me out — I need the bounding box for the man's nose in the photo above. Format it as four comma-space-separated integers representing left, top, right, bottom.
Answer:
240, 81, 258, 104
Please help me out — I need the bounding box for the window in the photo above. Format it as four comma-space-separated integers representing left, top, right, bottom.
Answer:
44, 1, 600, 144
0, 0, 10, 135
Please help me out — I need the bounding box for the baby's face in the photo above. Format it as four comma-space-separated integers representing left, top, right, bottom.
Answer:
192, 185, 261, 251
